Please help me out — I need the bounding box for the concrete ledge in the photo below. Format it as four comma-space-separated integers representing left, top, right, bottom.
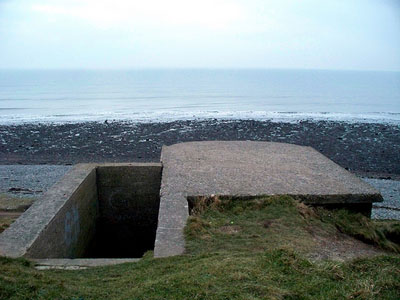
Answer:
33, 258, 140, 269
159, 141, 382, 199
154, 227, 185, 258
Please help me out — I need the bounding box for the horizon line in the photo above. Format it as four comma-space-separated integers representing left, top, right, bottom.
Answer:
0, 67, 399, 73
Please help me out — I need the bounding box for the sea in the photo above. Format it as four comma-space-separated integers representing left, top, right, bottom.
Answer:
0, 69, 399, 125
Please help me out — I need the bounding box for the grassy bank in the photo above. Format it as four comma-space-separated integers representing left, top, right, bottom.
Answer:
1, 196, 399, 299
0, 194, 33, 234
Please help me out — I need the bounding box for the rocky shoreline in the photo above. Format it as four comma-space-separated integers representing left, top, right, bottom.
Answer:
0, 119, 399, 179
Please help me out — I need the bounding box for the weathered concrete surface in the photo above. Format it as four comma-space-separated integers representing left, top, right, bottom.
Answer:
0, 162, 162, 262
0, 164, 98, 258
154, 141, 383, 257
33, 258, 140, 269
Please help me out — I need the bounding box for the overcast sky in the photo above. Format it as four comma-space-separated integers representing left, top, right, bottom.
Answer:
1, 0, 399, 71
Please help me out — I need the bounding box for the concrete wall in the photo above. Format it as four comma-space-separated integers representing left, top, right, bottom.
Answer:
0, 163, 162, 259
93, 163, 162, 258
0, 164, 98, 258
28, 167, 98, 258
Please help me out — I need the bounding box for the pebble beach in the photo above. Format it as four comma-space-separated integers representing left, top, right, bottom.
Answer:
0, 119, 399, 219
1, 119, 399, 178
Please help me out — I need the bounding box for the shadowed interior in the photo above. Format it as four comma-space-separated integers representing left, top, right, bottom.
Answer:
84, 165, 162, 258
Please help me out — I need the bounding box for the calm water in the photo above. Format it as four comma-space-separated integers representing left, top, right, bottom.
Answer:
0, 69, 399, 124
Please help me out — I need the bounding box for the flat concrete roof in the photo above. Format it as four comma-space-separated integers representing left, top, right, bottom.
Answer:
154, 141, 382, 257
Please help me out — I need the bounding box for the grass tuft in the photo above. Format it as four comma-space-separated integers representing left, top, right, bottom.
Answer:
317, 208, 400, 253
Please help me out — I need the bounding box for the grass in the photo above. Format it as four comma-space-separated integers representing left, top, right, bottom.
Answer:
186, 195, 324, 256
317, 207, 400, 253
1, 196, 400, 300
0, 194, 34, 234
0, 194, 34, 211
0, 216, 16, 234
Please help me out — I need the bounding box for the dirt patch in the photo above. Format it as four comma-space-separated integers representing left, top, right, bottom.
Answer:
307, 225, 388, 261
297, 202, 392, 261
296, 202, 318, 219
218, 225, 241, 235
263, 220, 273, 228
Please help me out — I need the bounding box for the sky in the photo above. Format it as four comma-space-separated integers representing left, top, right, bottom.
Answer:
0, 0, 399, 71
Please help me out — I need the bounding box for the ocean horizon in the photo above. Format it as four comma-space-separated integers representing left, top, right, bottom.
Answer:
1, 68, 399, 125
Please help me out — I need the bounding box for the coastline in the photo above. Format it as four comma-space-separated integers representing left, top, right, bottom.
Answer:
0, 119, 399, 179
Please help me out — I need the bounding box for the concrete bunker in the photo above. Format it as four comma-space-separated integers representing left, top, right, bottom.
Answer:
0, 141, 384, 266
0, 163, 162, 261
